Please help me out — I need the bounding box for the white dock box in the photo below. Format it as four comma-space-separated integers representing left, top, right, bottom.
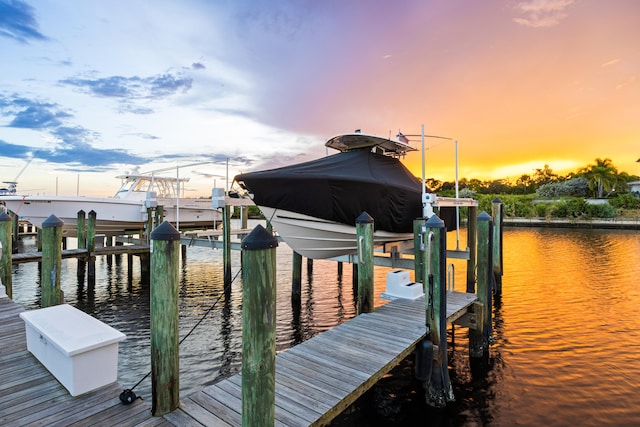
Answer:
382, 269, 424, 300
20, 304, 126, 396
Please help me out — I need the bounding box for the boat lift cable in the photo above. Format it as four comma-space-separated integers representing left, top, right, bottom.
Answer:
119, 267, 243, 405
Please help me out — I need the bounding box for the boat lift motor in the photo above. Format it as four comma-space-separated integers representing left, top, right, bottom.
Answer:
145, 191, 158, 208
211, 188, 226, 209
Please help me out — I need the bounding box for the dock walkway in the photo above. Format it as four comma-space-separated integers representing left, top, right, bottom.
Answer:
1, 291, 476, 426
0, 297, 163, 427
167, 291, 477, 426
11, 245, 150, 265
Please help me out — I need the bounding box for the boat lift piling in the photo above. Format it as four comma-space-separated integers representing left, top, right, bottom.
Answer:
41, 215, 64, 307
491, 198, 504, 296
150, 221, 181, 416
356, 212, 375, 314
0, 212, 12, 298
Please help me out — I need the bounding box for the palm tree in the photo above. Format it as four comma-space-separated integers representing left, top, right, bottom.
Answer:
579, 158, 618, 198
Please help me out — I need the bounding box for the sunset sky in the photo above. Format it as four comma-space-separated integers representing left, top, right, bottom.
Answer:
1, 0, 638, 197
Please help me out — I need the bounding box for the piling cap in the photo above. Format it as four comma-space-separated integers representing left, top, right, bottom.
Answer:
478, 211, 492, 221
42, 214, 64, 228
425, 214, 444, 228
241, 224, 278, 250
356, 211, 374, 224
150, 221, 180, 241
0, 212, 11, 222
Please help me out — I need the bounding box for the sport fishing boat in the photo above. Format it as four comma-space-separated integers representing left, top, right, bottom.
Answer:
0, 171, 226, 237
234, 130, 462, 259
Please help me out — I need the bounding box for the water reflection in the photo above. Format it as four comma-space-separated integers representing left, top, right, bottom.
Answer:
9, 225, 640, 426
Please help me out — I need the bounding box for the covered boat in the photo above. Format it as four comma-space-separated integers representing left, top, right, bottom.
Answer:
235, 131, 456, 259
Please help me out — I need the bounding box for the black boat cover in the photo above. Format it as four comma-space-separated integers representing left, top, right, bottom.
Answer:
235, 149, 456, 232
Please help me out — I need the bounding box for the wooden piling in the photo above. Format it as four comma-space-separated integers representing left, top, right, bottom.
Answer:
223, 205, 231, 289
356, 212, 374, 314
470, 211, 493, 358
466, 205, 478, 293
241, 205, 249, 230
146, 207, 154, 245
77, 210, 86, 280
155, 206, 164, 228
87, 210, 97, 286
292, 251, 302, 301
11, 212, 18, 253
41, 215, 64, 307
491, 198, 503, 296
413, 218, 427, 286
77, 210, 86, 249
150, 221, 181, 416
241, 224, 278, 426
0, 212, 12, 297
423, 214, 454, 407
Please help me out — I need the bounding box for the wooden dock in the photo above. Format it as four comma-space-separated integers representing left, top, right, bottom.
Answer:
0, 297, 164, 427
166, 291, 477, 426
0, 291, 476, 426
10, 244, 150, 265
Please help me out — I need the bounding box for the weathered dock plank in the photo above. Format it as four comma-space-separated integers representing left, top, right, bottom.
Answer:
168, 291, 477, 426
0, 297, 156, 426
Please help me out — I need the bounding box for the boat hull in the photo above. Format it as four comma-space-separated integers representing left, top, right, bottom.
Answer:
260, 207, 413, 259
1, 196, 222, 237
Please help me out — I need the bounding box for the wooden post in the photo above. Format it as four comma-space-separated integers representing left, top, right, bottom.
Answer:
146, 207, 154, 245
223, 205, 231, 289
77, 210, 86, 249
292, 251, 302, 301
241, 205, 249, 230
337, 261, 343, 278
11, 212, 18, 253
0, 212, 12, 298
491, 198, 503, 296
77, 210, 86, 280
41, 215, 64, 307
470, 211, 493, 358
413, 218, 427, 287
423, 214, 454, 407
155, 206, 164, 229
356, 212, 374, 315
466, 205, 478, 293
87, 210, 96, 286
241, 224, 278, 426
150, 221, 180, 416
307, 258, 313, 276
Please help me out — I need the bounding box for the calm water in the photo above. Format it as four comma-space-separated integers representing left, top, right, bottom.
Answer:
9, 222, 640, 426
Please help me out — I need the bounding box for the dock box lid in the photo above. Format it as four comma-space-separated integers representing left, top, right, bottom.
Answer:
20, 304, 126, 356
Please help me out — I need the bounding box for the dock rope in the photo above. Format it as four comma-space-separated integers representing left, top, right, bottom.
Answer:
120, 267, 243, 405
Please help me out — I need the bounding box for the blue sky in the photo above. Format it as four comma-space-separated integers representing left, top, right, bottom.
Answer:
1, 0, 639, 196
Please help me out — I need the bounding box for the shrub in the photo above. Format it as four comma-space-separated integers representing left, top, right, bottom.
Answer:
535, 203, 549, 217
609, 193, 640, 209
586, 203, 617, 218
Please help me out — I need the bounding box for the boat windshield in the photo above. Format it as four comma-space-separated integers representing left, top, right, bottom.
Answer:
114, 175, 187, 199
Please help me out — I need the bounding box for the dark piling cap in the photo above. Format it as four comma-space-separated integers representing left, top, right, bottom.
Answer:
492, 197, 502, 203
150, 221, 180, 241
42, 214, 64, 228
356, 211, 374, 224
0, 212, 11, 222
241, 224, 278, 250
425, 214, 444, 228
478, 211, 492, 221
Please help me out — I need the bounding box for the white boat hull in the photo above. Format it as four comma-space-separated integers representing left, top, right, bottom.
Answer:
259, 206, 413, 259
1, 196, 222, 237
